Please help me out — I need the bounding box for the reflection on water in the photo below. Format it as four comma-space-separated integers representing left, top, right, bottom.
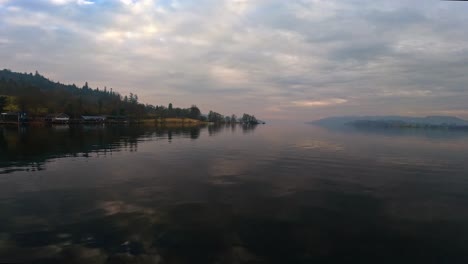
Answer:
326, 123, 468, 140
0, 124, 251, 174
1, 123, 468, 263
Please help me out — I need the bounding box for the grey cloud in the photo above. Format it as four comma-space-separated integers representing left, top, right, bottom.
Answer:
1, 0, 468, 120
329, 42, 393, 61
362, 8, 427, 27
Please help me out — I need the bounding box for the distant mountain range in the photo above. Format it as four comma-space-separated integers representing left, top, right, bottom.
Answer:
310, 116, 468, 129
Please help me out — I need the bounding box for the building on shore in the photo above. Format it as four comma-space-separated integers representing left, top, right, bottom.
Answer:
1, 112, 28, 124
45, 113, 70, 124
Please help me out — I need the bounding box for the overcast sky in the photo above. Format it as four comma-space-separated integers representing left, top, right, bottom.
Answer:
1, 0, 468, 120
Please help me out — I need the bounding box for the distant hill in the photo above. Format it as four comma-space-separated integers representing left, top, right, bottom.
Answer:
311, 115, 468, 128
0, 69, 147, 118
0, 69, 259, 123
0, 69, 210, 120
0, 69, 79, 92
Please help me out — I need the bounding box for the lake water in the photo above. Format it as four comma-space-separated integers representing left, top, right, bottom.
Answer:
1, 123, 468, 263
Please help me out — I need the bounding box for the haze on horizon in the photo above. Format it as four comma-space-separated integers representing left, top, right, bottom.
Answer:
1, 0, 468, 121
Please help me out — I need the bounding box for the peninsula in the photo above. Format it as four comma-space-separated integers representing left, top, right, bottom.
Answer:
0, 69, 262, 125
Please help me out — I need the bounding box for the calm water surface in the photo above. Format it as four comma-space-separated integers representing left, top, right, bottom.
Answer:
1, 123, 468, 263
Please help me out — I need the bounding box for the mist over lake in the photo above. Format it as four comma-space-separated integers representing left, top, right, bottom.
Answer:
1, 123, 468, 263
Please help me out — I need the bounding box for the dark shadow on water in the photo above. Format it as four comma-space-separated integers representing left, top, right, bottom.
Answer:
1, 180, 468, 263
208, 123, 257, 136
0, 124, 204, 174
241, 124, 257, 134
208, 124, 223, 136
2, 123, 468, 263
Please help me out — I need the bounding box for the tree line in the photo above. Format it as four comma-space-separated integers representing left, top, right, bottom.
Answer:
0, 69, 261, 124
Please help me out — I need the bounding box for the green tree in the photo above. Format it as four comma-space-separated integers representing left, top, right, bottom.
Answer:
231, 114, 237, 123
0, 96, 7, 112
242, 113, 258, 124
208, 110, 224, 123
168, 103, 174, 117
189, 105, 201, 119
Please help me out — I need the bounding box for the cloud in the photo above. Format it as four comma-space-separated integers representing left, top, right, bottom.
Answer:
210, 66, 249, 85
293, 99, 348, 107
49, 0, 94, 5
1, 0, 468, 120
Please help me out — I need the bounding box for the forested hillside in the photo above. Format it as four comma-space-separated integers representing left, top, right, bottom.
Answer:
0, 70, 179, 120
0, 69, 143, 118
0, 69, 261, 123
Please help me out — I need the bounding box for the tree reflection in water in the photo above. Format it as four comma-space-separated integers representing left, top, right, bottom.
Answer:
0, 124, 210, 174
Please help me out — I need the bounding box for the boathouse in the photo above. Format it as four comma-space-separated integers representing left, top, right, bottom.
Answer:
45, 113, 70, 123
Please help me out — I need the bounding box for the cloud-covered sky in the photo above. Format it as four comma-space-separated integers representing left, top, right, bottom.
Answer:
1, 0, 468, 120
